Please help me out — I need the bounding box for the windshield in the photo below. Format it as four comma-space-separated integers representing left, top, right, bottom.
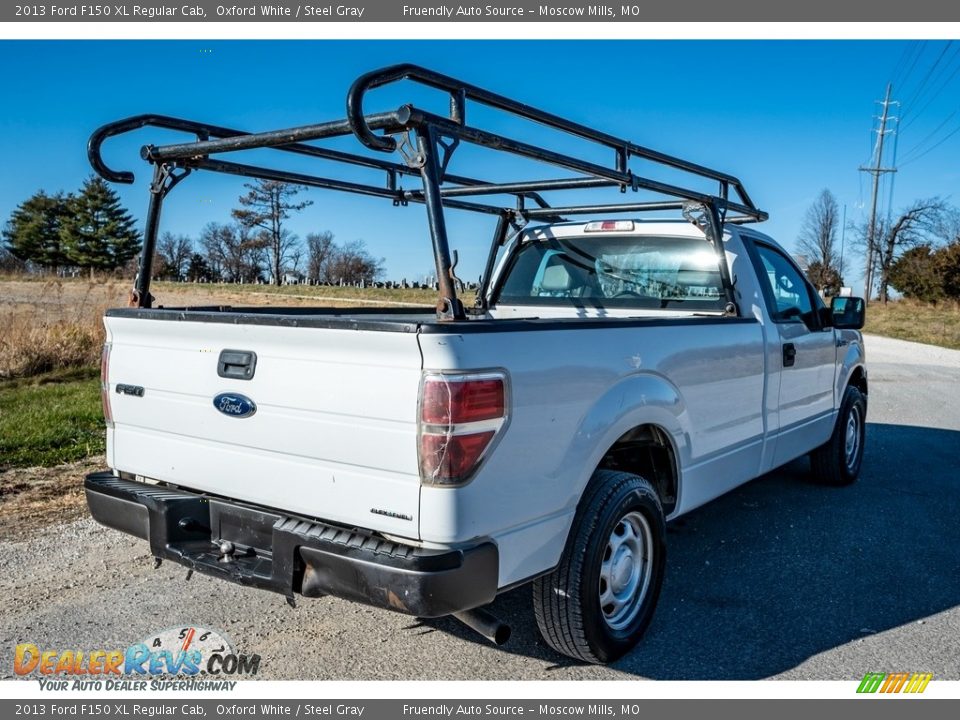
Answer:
493, 234, 727, 311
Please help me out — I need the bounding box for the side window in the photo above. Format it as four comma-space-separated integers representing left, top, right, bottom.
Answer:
754, 244, 817, 326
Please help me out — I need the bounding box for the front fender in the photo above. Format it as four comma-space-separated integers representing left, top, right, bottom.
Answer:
836, 330, 867, 401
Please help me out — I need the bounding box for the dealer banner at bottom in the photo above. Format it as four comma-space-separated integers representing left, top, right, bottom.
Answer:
1, 700, 956, 720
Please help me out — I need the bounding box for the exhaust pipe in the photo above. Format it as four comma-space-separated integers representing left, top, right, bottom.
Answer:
453, 607, 511, 646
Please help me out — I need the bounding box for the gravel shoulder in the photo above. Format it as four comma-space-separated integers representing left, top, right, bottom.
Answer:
0, 458, 100, 541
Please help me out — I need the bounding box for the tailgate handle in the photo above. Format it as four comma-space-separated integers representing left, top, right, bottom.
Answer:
218, 350, 257, 380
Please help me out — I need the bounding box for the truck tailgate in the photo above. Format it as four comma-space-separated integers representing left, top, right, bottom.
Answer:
103, 315, 423, 539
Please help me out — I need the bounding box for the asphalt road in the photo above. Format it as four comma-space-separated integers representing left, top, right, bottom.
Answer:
2, 334, 959, 681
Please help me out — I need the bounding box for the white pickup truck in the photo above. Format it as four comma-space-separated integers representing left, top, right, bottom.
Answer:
84, 65, 867, 664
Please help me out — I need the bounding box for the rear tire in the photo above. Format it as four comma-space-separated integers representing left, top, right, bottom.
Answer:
533, 470, 666, 664
809, 385, 866, 486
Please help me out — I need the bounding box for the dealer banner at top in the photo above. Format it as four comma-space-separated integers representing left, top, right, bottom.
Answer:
5, 0, 959, 21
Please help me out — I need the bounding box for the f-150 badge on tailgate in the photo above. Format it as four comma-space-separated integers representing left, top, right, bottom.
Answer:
213, 393, 257, 418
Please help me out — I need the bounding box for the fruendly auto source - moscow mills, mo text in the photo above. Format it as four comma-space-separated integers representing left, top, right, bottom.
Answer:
401, 5, 620, 17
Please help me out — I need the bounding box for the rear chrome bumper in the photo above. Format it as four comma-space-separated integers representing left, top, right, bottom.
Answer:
84, 471, 498, 617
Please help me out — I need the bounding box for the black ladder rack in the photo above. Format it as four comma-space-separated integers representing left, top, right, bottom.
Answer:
88, 63, 767, 321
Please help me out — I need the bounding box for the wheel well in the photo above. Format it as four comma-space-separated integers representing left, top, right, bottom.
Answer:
849, 366, 868, 396
596, 425, 678, 515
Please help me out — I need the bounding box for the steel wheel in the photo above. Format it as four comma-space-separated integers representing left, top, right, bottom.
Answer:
534, 470, 666, 663
844, 403, 862, 472
599, 510, 654, 631
809, 384, 866, 486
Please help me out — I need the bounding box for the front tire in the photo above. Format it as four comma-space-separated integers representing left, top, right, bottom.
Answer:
809, 384, 866, 486
533, 470, 666, 664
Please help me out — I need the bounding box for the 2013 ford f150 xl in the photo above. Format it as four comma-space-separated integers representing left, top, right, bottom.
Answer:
84, 65, 867, 663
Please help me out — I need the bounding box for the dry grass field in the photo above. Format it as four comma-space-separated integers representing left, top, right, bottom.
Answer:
3, 276, 956, 380
863, 298, 960, 351
0, 277, 438, 380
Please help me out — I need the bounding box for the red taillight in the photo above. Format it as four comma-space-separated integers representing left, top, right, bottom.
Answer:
421, 377, 504, 424
418, 373, 507, 486
419, 431, 496, 482
100, 343, 113, 428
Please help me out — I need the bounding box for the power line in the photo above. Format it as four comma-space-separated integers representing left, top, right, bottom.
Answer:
895, 41, 927, 96
901, 41, 954, 118
890, 41, 922, 89
883, 123, 900, 228
888, 43, 913, 86
900, 106, 960, 163
900, 44, 960, 131
888, 39, 960, 173
900, 120, 960, 167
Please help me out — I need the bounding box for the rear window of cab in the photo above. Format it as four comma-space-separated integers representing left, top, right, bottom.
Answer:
494, 234, 726, 311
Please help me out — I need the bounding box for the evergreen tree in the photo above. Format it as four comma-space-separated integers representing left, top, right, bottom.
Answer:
937, 242, 960, 300
888, 245, 944, 303
185, 253, 214, 283
61, 177, 141, 278
804, 260, 843, 297
2, 191, 71, 270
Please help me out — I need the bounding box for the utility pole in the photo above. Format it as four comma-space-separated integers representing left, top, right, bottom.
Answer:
859, 84, 898, 304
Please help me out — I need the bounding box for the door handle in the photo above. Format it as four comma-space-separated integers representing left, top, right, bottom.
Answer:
782, 343, 796, 368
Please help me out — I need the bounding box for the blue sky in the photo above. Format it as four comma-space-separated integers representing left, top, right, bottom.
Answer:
1, 40, 958, 290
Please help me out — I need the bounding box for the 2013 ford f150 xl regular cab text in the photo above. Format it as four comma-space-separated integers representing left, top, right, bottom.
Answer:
84, 65, 867, 664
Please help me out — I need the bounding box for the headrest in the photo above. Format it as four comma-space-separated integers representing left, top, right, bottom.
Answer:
676, 262, 720, 288
541, 262, 575, 291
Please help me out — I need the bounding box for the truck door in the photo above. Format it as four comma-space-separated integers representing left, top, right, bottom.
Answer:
751, 242, 837, 468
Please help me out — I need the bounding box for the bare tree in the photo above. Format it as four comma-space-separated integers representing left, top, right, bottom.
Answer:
287, 243, 303, 277
797, 189, 843, 295
326, 240, 385, 285
198, 223, 224, 280
199, 222, 268, 283
875, 199, 945, 303
0, 244, 26, 274
154, 233, 193, 280
934, 207, 960, 245
232, 180, 311, 285
306, 231, 335, 283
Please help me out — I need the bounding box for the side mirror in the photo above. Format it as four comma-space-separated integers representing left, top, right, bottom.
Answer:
829, 296, 866, 330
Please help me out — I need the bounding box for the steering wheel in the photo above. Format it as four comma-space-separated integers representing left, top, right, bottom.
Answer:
779, 305, 803, 320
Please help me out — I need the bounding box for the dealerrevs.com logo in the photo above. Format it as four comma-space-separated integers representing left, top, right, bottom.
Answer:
14, 626, 260, 691
857, 672, 933, 694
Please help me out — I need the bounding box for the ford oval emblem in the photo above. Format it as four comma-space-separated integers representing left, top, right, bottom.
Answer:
213, 393, 257, 419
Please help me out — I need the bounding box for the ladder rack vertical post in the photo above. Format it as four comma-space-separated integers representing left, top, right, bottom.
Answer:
417, 128, 466, 321
134, 163, 168, 309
